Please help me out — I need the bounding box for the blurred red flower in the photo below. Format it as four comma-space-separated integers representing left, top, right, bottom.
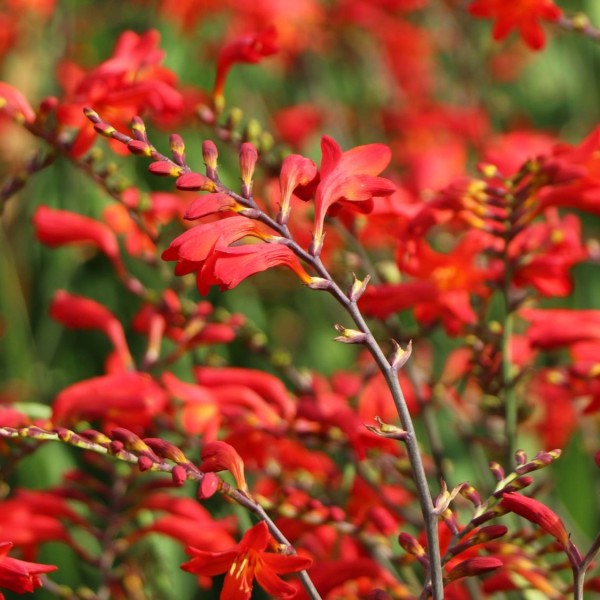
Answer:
468, 0, 562, 50
0, 541, 57, 597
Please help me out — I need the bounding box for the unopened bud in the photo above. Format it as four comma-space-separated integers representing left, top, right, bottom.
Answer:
459, 483, 482, 507
349, 273, 370, 302
239, 142, 258, 198
202, 140, 219, 179
307, 277, 332, 290
489, 461, 505, 482
515, 449, 527, 466
446, 557, 503, 583
198, 472, 220, 500
434, 480, 462, 515
365, 416, 408, 441
398, 533, 429, 567
169, 134, 186, 166
389, 339, 412, 370
148, 160, 182, 177
176, 172, 217, 192
171, 465, 187, 486
333, 324, 367, 344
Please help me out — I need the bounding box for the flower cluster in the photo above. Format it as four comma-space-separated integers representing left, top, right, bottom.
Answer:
0, 1, 599, 599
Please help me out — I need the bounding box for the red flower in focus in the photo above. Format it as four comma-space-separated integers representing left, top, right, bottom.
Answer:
312, 135, 396, 253
57, 30, 182, 156
162, 215, 313, 292
213, 26, 278, 105
0, 541, 57, 596
33, 206, 126, 277
468, 0, 562, 50
181, 520, 312, 600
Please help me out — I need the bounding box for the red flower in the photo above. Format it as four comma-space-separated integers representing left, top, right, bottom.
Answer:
200, 440, 247, 491
200, 244, 313, 293
509, 210, 586, 297
33, 206, 125, 277
52, 371, 168, 433
213, 27, 279, 104
522, 308, 600, 350
500, 493, 582, 565
446, 556, 503, 583
56, 30, 182, 156
50, 290, 133, 370
181, 520, 312, 600
468, 0, 562, 50
162, 215, 264, 275
0, 541, 57, 596
162, 215, 313, 292
312, 135, 395, 253
278, 154, 318, 224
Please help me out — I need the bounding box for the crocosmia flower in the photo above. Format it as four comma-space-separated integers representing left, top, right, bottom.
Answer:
181, 520, 312, 599
0, 541, 57, 596
312, 135, 395, 254
468, 0, 562, 50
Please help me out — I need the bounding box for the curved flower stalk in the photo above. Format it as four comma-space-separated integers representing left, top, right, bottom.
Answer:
83, 109, 445, 599
0, 424, 321, 599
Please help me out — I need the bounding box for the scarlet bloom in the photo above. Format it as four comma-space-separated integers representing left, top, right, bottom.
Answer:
181, 520, 312, 600
197, 244, 313, 294
500, 493, 582, 565
278, 154, 318, 224
162, 216, 313, 293
57, 29, 182, 156
52, 371, 168, 432
311, 135, 395, 253
468, 0, 562, 50
50, 290, 133, 370
33, 206, 125, 276
0, 542, 57, 597
200, 440, 247, 491
213, 26, 279, 104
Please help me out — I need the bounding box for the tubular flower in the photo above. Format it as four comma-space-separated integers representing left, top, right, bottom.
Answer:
32, 206, 125, 276
500, 493, 582, 565
213, 26, 279, 105
197, 244, 313, 295
161, 215, 263, 275
51, 371, 168, 433
278, 154, 318, 224
181, 520, 312, 600
199, 440, 247, 491
56, 29, 183, 156
50, 290, 133, 370
0, 542, 57, 597
312, 135, 395, 254
468, 0, 562, 50
162, 215, 313, 292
